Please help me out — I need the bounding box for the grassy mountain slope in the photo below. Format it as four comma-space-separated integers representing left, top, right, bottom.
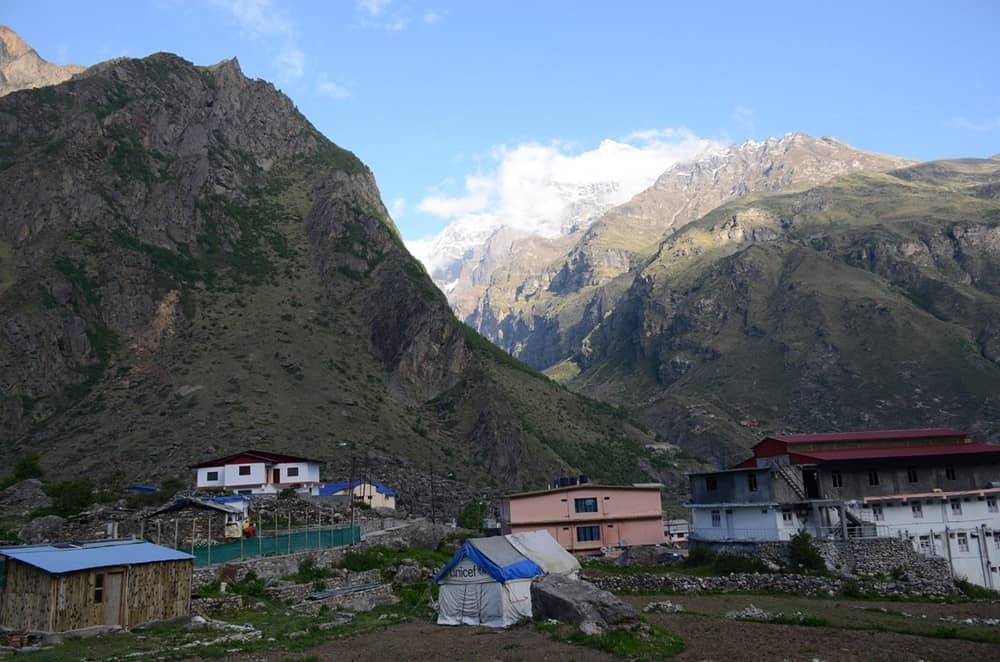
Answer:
566, 158, 1000, 463
0, 52, 688, 508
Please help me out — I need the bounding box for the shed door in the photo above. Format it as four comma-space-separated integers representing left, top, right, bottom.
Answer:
273, 468, 281, 484
103, 572, 124, 626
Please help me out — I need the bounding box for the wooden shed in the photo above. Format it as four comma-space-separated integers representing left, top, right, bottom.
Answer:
0, 540, 193, 632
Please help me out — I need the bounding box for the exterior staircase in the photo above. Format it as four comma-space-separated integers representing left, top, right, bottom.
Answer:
775, 463, 808, 500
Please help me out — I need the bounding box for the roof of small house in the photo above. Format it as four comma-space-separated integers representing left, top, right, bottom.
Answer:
0, 540, 193, 574
191, 449, 322, 469
318, 479, 397, 497
433, 530, 579, 584
758, 428, 967, 446
791, 442, 1000, 463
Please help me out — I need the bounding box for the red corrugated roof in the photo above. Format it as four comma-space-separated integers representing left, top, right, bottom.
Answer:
762, 428, 967, 446
791, 442, 1000, 463
191, 450, 321, 469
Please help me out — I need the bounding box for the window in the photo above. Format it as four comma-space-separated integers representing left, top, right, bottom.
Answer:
782, 511, 793, 526
957, 532, 969, 553
286, 467, 300, 478
576, 526, 601, 542
988, 497, 998, 513
946, 465, 956, 480
711, 510, 721, 527
94, 573, 104, 604
872, 504, 884, 521
907, 467, 918, 483
831, 471, 842, 488
950, 499, 962, 515
705, 476, 718, 491
868, 470, 879, 486
911, 503, 923, 519
206, 471, 219, 481
995, 533, 1000, 551
747, 473, 758, 492
575, 498, 598, 513
238, 465, 252, 476
918, 535, 931, 553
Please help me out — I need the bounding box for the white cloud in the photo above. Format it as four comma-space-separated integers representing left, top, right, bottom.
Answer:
212, 0, 306, 80
316, 76, 351, 99
358, 0, 392, 16
389, 197, 407, 219
946, 116, 1000, 132
407, 129, 725, 275
423, 9, 443, 24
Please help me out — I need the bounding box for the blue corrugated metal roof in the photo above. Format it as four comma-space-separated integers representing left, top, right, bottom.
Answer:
318, 479, 397, 497
0, 540, 193, 574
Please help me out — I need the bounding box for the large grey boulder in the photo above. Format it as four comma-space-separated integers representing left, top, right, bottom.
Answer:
531, 574, 640, 636
393, 564, 423, 585
18, 515, 65, 544
0, 479, 52, 518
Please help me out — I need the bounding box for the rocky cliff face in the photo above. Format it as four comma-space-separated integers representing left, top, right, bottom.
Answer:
0, 26, 84, 97
570, 159, 1000, 462
464, 134, 913, 370
0, 50, 682, 499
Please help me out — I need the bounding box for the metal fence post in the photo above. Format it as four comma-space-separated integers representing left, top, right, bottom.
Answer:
208, 516, 212, 566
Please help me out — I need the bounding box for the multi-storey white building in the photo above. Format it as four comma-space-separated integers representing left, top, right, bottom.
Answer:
192, 450, 322, 495
688, 429, 1000, 588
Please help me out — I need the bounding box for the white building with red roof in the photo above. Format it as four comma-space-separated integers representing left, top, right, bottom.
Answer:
191, 450, 322, 496
687, 428, 1000, 587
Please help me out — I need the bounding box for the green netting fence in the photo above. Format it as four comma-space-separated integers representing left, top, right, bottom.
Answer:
190, 526, 360, 567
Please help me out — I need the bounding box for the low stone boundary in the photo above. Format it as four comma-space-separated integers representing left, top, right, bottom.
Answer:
585, 571, 959, 600
691, 536, 950, 582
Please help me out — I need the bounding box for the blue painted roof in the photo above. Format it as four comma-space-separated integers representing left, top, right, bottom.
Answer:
125, 485, 159, 493
318, 479, 397, 497
433, 540, 543, 584
0, 540, 194, 574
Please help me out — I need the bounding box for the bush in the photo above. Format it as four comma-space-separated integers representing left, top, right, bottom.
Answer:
788, 530, 826, 573
278, 487, 298, 499
457, 498, 487, 530
161, 476, 186, 494
683, 547, 770, 575
231, 571, 265, 597
42, 479, 96, 517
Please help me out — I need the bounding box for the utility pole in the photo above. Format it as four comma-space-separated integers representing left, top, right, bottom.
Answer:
429, 462, 436, 525
348, 455, 357, 545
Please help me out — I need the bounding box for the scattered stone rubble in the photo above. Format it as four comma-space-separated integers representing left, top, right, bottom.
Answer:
587, 571, 959, 600
643, 600, 684, 614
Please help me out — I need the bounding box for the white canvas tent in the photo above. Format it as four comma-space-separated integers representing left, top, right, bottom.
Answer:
433, 530, 580, 628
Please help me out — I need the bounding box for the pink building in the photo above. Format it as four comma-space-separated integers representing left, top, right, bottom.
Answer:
500, 483, 665, 553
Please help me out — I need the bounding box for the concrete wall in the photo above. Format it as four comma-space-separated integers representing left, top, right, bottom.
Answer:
505, 486, 662, 524
510, 516, 663, 552
689, 469, 774, 505
690, 505, 783, 541
223, 462, 267, 490
273, 462, 320, 486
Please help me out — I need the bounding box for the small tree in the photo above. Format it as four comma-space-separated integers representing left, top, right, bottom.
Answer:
788, 529, 826, 573
457, 498, 488, 530
45, 479, 96, 517
13, 454, 44, 481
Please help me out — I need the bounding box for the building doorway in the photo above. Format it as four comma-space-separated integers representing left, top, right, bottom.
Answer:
272, 468, 281, 484
102, 572, 124, 626
803, 470, 820, 499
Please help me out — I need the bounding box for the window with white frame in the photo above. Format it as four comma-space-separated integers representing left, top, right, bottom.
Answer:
872, 504, 884, 521
957, 532, 969, 552
286, 467, 300, 478
950, 499, 962, 516
911, 503, 923, 519
995, 533, 1000, 551
782, 511, 793, 526
918, 535, 931, 553
238, 465, 252, 476
988, 496, 998, 513
711, 510, 721, 527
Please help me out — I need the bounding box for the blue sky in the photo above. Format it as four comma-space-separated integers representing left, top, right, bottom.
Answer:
3, 1, 999, 243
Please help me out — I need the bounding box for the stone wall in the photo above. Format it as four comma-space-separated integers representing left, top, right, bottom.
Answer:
586, 571, 958, 600
191, 544, 363, 588
691, 536, 950, 582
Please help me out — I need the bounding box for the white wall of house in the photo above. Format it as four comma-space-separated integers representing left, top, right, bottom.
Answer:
691, 505, 782, 541
196, 466, 226, 489
274, 462, 320, 486
335, 482, 396, 509
223, 462, 267, 489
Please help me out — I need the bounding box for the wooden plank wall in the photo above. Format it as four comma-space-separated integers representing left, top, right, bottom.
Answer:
50, 567, 107, 632
126, 560, 193, 627
0, 560, 52, 631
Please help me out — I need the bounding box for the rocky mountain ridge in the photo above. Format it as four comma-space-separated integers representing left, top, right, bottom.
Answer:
0, 47, 687, 504
569, 158, 1000, 462
462, 134, 912, 369
0, 26, 85, 97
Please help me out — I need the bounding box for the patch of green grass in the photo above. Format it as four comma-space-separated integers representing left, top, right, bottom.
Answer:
339, 545, 451, 573
107, 125, 153, 183
954, 578, 1000, 599
535, 620, 684, 660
